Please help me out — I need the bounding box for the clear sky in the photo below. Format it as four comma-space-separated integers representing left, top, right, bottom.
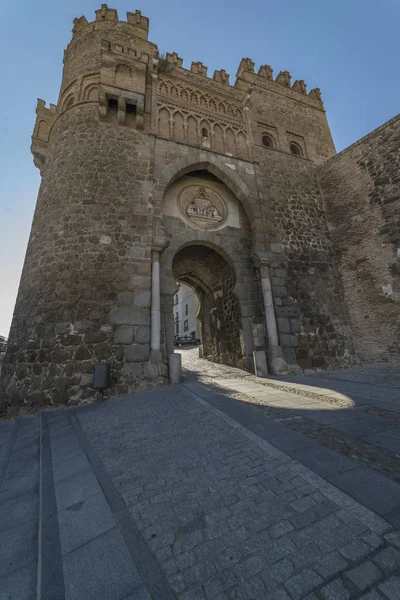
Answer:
1, 0, 399, 337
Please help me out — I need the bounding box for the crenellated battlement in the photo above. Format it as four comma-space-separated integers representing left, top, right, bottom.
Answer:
31, 99, 57, 173
66, 6, 324, 109
69, 5, 150, 42
235, 58, 322, 106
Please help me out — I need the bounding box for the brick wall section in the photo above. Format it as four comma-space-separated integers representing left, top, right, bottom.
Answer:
319, 116, 400, 362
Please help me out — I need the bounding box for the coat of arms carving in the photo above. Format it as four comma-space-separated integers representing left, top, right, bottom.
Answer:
185, 187, 223, 227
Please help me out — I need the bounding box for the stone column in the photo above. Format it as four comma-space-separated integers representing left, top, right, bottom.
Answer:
151, 250, 161, 353
255, 258, 288, 375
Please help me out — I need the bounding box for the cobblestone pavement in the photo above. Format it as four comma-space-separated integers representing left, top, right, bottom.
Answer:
178, 348, 400, 505
178, 348, 400, 393
77, 385, 400, 600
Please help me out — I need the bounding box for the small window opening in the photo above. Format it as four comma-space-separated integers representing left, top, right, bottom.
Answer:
126, 102, 137, 115
65, 96, 74, 109
201, 127, 209, 139
108, 98, 118, 110
290, 142, 303, 157
262, 134, 274, 149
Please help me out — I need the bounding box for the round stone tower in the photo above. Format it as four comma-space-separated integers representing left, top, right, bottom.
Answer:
1, 5, 165, 407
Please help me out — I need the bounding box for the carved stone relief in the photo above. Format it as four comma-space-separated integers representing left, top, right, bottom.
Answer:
178, 185, 226, 230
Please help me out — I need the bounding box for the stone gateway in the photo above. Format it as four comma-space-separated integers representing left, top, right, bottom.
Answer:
1, 5, 399, 408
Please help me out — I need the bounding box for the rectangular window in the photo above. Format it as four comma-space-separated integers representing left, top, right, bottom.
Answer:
185, 304, 188, 316
175, 312, 178, 322
126, 102, 137, 115
174, 295, 178, 305
175, 323, 179, 335
108, 97, 118, 110
184, 320, 189, 332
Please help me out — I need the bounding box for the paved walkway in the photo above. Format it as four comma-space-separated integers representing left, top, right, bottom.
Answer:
1, 355, 400, 598
180, 349, 400, 520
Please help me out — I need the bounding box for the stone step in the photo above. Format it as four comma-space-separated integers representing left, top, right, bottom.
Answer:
0, 416, 40, 599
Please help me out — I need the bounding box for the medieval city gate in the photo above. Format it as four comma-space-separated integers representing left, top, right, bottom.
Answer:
171, 244, 242, 369
1, 6, 367, 409
159, 165, 276, 378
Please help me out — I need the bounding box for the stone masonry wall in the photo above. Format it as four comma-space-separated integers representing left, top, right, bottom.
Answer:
1, 104, 162, 407
252, 145, 354, 370
319, 116, 400, 362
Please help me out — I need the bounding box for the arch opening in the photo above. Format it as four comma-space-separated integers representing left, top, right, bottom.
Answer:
172, 244, 243, 368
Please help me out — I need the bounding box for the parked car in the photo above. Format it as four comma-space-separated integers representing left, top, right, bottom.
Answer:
174, 336, 200, 347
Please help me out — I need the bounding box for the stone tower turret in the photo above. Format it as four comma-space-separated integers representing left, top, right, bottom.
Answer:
2, 6, 163, 406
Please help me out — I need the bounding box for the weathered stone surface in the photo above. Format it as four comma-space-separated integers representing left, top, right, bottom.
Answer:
134, 291, 151, 307
94, 343, 112, 360
277, 318, 291, 334
125, 344, 150, 363
122, 363, 142, 377
75, 346, 91, 360
109, 307, 150, 327
117, 291, 135, 306
114, 326, 134, 345
135, 327, 150, 344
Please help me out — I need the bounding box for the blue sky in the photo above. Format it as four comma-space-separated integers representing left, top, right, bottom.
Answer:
1, 0, 399, 336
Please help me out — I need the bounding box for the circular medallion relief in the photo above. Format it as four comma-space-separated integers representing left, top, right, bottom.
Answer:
178, 185, 227, 230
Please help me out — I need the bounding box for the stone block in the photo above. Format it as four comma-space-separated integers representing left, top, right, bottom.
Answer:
273, 286, 287, 298
134, 291, 151, 307
73, 320, 94, 333
373, 547, 400, 574
275, 268, 287, 278
272, 277, 286, 287
135, 326, 150, 344
319, 579, 351, 600
169, 353, 181, 383
117, 291, 135, 306
253, 350, 268, 377
130, 276, 151, 288
150, 350, 163, 363
143, 363, 160, 379
276, 306, 301, 318
122, 363, 142, 377
94, 343, 112, 360
291, 318, 301, 333
277, 317, 291, 334
345, 561, 381, 591
109, 307, 150, 326
115, 346, 124, 361
279, 333, 297, 347
125, 344, 150, 362
114, 326, 134, 345
84, 330, 107, 343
